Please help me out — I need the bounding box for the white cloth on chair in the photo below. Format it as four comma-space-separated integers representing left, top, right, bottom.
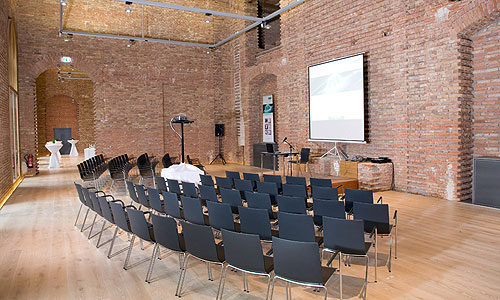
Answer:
161, 163, 203, 185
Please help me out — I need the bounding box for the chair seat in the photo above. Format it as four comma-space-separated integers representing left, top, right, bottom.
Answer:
263, 255, 274, 273
216, 243, 225, 262
336, 242, 372, 256
364, 221, 392, 235
321, 266, 337, 285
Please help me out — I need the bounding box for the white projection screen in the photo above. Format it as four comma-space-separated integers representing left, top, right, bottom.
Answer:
308, 53, 365, 142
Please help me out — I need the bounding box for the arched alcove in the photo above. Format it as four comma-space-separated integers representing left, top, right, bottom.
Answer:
35, 67, 95, 157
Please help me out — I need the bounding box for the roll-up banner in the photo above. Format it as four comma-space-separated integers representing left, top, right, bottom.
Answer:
262, 95, 274, 143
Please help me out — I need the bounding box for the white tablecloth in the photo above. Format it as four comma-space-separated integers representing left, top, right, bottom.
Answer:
84, 148, 96, 160
68, 139, 79, 156
161, 163, 204, 185
45, 143, 63, 169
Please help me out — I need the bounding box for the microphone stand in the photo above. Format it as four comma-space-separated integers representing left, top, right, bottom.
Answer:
283, 140, 295, 176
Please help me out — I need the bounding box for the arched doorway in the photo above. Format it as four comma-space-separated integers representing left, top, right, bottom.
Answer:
35, 67, 95, 160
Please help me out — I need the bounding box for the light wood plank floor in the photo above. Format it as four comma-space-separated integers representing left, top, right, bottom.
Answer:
0, 156, 499, 300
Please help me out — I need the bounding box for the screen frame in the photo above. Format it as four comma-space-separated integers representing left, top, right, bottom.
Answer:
308, 52, 366, 143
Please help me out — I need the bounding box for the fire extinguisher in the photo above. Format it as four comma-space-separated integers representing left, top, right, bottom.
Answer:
24, 154, 34, 168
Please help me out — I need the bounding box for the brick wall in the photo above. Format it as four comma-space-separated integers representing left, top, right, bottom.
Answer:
0, 0, 13, 200
472, 20, 500, 157
35, 68, 94, 156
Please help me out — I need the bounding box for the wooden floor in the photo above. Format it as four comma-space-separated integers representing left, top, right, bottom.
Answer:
0, 156, 499, 300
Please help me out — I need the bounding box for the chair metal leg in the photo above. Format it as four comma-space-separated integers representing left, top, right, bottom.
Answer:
74, 203, 83, 226
207, 262, 213, 281
265, 275, 271, 300
218, 265, 228, 300
216, 264, 225, 300
323, 286, 328, 300
395, 226, 398, 259
339, 252, 343, 300
242, 272, 249, 292
87, 214, 98, 239
375, 231, 378, 282
178, 253, 184, 269
177, 254, 190, 297
269, 276, 276, 300
96, 220, 106, 248
364, 255, 369, 300
107, 226, 119, 258
388, 234, 393, 272
124, 235, 136, 270
146, 243, 158, 283
287, 282, 292, 300
80, 208, 90, 232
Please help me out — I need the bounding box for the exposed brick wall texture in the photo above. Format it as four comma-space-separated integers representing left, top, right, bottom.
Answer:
0, 0, 13, 200
472, 20, 500, 157
35, 68, 94, 156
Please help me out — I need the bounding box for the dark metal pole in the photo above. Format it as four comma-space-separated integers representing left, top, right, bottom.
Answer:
181, 122, 185, 163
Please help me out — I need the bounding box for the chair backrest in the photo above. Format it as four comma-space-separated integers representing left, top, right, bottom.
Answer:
206, 201, 235, 231
244, 191, 273, 216
243, 172, 260, 187
272, 237, 323, 284
74, 183, 87, 206
162, 153, 173, 168
285, 176, 306, 186
299, 148, 311, 164
199, 174, 215, 186
282, 183, 307, 200
313, 199, 345, 225
278, 212, 315, 242
98, 196, 114, 223
310, 177, 332, 188
277, 195, 306, 214
263, 174, 282, 190
353, 202, 391, 233
162, 191, 182, 219
345, 189, 373, 204
199, 185, 218, 204
180, 196, 205, 225
182, 181, 198, 198
234, 178, 254, 194
323, 217, 366, 254
186, 155, 194, 165
238, 206, 272, 241
312, 186, 339, 201
147, 187, 164, 213
167, 179, 182, 195
256, 181, 279, 205
180, 221, 222, 262
219, 188, 243, 211
151, 214, 184, 252
154, 176, 168, 193
225, 171, 241, 186
127, 208, 154, 242
126, 180, 138, 202
221, 229, 268, 274
109, 201, 131, 232
215, 176, 233, 190
81, 187, 94, 210
88, 191, 103, 216
135, 185, 151, 208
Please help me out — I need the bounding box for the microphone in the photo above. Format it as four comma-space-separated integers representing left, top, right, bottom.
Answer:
282, 137, 287, 143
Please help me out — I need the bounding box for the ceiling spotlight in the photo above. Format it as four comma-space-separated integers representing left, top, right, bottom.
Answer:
63, 33, 73, 42
261, 22, 271, 30
127, 39, 135, 47
60, 0, 68, 6
205, 13, 212, 23
125, 1, 132, 13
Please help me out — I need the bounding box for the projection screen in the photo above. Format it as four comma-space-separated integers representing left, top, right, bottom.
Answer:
308, 53, 365, 142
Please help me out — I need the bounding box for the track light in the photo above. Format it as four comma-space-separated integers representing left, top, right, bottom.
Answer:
127, 39, 136, 47
63, 33, 73, 42
260, 22, 271, 30
125, 1, 132, 13
205, 13, 212, 23
60, 0, 68, 6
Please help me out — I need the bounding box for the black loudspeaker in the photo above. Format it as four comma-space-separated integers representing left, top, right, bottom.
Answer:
215, 124, 224, 137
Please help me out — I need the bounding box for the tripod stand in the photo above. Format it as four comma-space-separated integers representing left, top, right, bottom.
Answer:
210, 135, 226, 165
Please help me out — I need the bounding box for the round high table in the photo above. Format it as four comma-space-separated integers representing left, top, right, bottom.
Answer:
161, 163, 204, 185
68, 139, 79, 156
45, 142, 63, 169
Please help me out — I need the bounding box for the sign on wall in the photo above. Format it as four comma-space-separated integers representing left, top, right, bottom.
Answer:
263, 95, 274, 143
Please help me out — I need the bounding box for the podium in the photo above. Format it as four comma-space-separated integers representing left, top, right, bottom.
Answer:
171, 118, 193, 163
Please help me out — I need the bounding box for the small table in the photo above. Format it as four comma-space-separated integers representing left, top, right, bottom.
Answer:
84, 148, 96, 160
260, 152, 299, 177
45, 142, 63, 169
68, 139, 79, 157
161, 163, 204, 185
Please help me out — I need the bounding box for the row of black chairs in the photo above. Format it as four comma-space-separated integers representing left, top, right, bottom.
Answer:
75, 181, 394, 299
108, 154, 136, 193
77, 154, 107, 189
137, 153, 159, 187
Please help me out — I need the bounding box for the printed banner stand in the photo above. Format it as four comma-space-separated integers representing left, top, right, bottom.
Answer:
263, 95, 274, 143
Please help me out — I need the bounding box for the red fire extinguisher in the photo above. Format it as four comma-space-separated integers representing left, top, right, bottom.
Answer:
24, 154, 34, 168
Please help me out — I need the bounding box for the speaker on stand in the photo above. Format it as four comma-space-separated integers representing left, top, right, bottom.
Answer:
210, 124, 226, 165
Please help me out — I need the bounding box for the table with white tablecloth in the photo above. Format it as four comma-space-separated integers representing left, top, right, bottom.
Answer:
161, 163, 204, 185
45, 142, 63, 169
84, 148, 96, 160
68, 139, 79, 156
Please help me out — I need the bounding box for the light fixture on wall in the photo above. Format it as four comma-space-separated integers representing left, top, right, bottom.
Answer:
127, 39, 136, 47
125, 1, 133, 13
63, 33, 73, 42
260, 22, 271, 30
60, 0, 68, 6
205, 13, 212, 23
